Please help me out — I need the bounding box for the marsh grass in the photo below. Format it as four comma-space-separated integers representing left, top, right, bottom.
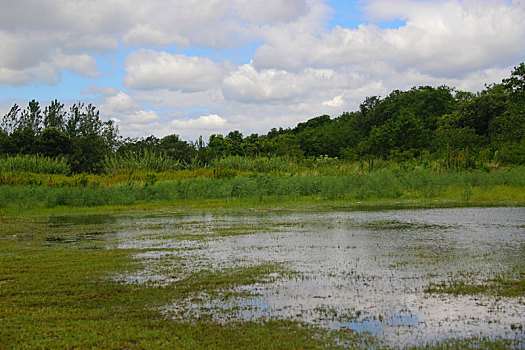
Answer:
425, 276, 525, 297
104, 149, 185, 173
0, 154, 70, 174
1, 168, 525, 211
0, 168, 217, 187
407, 338, 517, 350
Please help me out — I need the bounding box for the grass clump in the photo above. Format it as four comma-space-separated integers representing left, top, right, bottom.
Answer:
409, 337, 519, 349
425, 276, 525, 297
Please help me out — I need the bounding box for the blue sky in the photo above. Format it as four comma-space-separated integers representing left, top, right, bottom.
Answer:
1, 0, 524, 140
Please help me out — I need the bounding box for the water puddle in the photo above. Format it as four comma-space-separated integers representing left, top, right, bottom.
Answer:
58, 207, 525, 347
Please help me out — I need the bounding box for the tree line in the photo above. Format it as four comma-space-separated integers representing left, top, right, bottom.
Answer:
1, 63, 524, 173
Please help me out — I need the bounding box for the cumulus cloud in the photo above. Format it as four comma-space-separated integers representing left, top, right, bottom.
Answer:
123, 50, 224, 91
0, 1, 124, 85
100, 91, 160, 125
0, 0, 269, 86
124, 110, 161, 124
53, 53, 100, 78
120, 1, 254, 48
171, 114, 227, 130
101, 92, 139, 114
223, 64, 353, 103
254, 0, 525, 78
322, 95, 344, 107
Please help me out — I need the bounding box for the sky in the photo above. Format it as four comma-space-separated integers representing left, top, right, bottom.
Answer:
0, 0, 524, 141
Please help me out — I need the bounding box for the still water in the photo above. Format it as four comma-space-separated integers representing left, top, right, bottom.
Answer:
89, 207, 524, 347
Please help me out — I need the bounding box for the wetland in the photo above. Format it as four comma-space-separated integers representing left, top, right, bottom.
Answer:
2, 205, 523, 348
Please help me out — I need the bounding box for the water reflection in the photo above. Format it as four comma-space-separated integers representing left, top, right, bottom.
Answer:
109, 207, 525, 347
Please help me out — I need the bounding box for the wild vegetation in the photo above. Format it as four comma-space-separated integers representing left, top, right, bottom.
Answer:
0, 166, 524, 212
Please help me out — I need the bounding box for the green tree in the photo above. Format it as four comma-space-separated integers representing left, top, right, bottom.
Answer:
225, 130, 244, 156
69, 135, 108, 174
432, 127, 481, 152
19, 100, 43, 133
241, 133, 263, 156
160, 134, 196, 164
43, 100, 66, 130
273, 134, 303, 157
439, 94, 507, 137
503, 62, 525, 102
208, 134, 227, 158
0, 130, 11, 155
9, 128, 37, 155
65, 103, 106, 138
117, 135, 160, 156
1, 104, 21, 134
36, 127, 72, 158
368, 108, 428, 157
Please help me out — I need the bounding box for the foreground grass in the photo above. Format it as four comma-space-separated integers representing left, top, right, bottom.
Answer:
0, 215, 380, 348
0, 241, 357, 349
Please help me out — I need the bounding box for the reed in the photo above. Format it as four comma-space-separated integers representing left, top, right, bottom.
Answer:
0, 154, 70, 174
1, 167, 524, 210
103, 149, 184, 173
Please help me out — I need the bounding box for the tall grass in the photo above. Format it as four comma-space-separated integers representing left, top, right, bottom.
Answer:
210, 155, 365, 175
209, 155, 455, 176
211, 156, 297, 173
0, 154, 70, 174
104, 149, 184, 173
1, 167, 524, 210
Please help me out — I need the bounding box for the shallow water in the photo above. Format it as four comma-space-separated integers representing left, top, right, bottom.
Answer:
82, 207, 525, 346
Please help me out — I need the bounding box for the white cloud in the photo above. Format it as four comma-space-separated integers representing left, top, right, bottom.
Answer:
101, 92, 139, 114
124, 110, 161, 124
120, 1, 251, 48
121, 24, 190, 48
236, 0, 310, 24
322, 95, 344, 107
223, 64, 352, 103
252, 1, 333, 71
53, 52, 100, 78
171, 114, 227, 130
0, 0, 260, 86
253, 0, 525, 79
123, 50, 224, 91
0, 67, 34, 86
100, 91, 160, 126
